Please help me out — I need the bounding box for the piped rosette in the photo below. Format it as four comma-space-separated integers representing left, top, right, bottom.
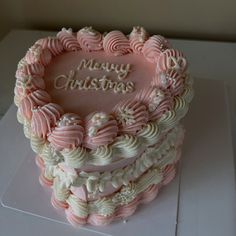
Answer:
31, 103, 64, 138
142, 35, 171, 63
84, 112, 118, 149
112, 99, 149, 135
103, 30, 132, 56
57, 28, 81, 51
77, 26, 103, 52
48, 113, 84, 151
129, 26, 149, 54
136, 87, 173, 121
36, 37, 64, 56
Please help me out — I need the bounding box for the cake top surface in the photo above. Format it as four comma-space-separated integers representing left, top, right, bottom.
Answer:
14, 26, 193, 168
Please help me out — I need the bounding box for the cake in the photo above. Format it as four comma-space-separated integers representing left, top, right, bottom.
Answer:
14, 26, 193, 226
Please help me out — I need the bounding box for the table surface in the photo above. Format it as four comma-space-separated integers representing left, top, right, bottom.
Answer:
0, 30, 236, 236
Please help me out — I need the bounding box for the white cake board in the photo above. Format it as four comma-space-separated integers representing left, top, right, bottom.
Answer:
0, 79, 235, 236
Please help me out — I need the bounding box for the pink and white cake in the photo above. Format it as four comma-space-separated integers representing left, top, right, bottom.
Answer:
14, 26, 193, 226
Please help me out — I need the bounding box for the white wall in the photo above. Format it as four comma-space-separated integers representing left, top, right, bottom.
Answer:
0, 0, 236, 41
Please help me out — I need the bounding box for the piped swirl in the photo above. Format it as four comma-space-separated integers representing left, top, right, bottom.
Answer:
48, 113, 84, 151
103, 31, 132, 56
77, 26, 103, 52
84, 112, 118, 149
57, 28, 81, 51
31, 103, 64, 138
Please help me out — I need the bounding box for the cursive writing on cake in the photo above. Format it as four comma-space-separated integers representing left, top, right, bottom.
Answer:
54, 58, 135, 94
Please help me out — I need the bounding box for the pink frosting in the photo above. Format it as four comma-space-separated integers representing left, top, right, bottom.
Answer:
25, 44, 52, 66
83, 112, 118, 149
48, 113, 84, 150
36, 37, 64, 56
31, 103, 64, 138
14, 75, 45, 100
153, 69, 185, 96
103, 30, 132, 56
77, 27, 103, 52
113, 99, 149, 135
57, 28, 81, 51
129, 26, 148, 54
136, 86, 173, 121
162, 164, 176, 185
15, 62, 45, 79
142, 35, 171, 63
19, 89, 51, 120
157, 49, 187, 73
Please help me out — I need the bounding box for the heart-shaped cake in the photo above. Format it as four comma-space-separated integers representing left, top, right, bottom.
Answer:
14, 26, 193, 226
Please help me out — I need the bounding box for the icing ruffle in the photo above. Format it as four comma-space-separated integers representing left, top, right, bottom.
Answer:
19, 89, 51, 120
103, 31, 132, 56
25, 44, 52, 66
113, 99, 149, 135
77, 26, 103, 52
57, 28, 81, 51
142, 35, 171, 63
157, 49, 187, 73
129, 26, 148, 54
84, 112, 118, 149
48, 113, 84, 151
31, 103, 64, 138
36, 37, 64, 56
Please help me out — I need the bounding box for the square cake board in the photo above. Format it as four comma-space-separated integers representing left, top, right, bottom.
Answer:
0, 79, 235, 236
